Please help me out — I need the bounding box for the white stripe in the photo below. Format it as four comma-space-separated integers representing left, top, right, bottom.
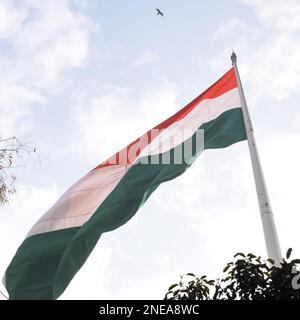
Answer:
137, 88, 240, 158
28, 164, 129, 236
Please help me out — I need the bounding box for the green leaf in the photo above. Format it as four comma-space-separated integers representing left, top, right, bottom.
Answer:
286, 248, 292, 259
168, 284, 178, 291
236, 259, 246, 265
180, 289, 188, 293
186, 273, 195, 277
267, 258, 275, 265
173, 289, 180, 296
200, 275, 207, 279
223, 265, 230, 273
234, 252, 245, 258
255, 257, 262, 263
291, 259, 300, 264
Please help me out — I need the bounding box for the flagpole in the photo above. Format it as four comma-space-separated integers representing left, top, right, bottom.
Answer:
231, 51, 282, 265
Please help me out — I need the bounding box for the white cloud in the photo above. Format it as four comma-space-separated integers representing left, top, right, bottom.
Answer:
0, 81, 45, 136
211, 0, 300, 100
0, 0, 27, 39
112, 272, 174, 300
0, 0, 97, 136
131, 51, 159, 68
242, 0, 300, 32
72, 78, 179, 166
212, 18, 250, 42
13, 0, 98, 89
257, 130, 300, 259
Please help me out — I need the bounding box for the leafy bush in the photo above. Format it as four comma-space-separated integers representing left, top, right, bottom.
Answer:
164, 248, 300, 300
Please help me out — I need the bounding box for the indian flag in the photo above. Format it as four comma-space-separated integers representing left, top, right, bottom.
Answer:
4, 67, 247, 299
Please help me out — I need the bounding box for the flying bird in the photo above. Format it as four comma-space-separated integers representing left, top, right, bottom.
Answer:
156, 8, 164, 17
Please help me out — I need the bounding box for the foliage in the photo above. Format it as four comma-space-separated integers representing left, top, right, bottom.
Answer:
0, 136, 37, 204
164, 248, 300, 300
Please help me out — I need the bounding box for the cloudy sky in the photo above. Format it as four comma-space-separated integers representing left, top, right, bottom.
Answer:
1, 0, 300, 299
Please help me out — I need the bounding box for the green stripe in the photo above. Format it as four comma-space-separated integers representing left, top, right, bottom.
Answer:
202, 106, 247, 149
5, 107, 246, 300
4, 227, 79, 299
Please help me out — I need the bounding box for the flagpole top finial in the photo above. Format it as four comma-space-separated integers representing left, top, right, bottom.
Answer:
231, 50, 237, 65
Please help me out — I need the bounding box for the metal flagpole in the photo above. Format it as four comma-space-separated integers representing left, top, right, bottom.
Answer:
231, 51, 282, 265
